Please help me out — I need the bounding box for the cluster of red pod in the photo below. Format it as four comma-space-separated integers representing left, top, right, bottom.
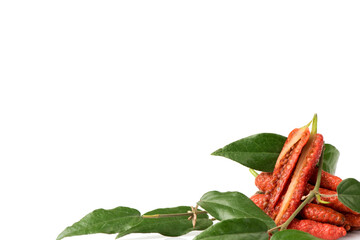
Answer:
250, 126, 360, 240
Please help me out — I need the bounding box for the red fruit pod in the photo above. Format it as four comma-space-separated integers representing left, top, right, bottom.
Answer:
256, 169, 342, 193
309, 167, 342, 191
299, 203, 345, 226
288, 219, 347, 240
344, 213, 360, 228
274, 134, 324, 225
250, 193, 266, 211
265, 127, 310, 213
250, 193, 282, 217
255, 172, 273, 192
306, 184, 359, 215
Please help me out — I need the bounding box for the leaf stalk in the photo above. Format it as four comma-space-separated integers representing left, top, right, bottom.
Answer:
249, 168, 259, 177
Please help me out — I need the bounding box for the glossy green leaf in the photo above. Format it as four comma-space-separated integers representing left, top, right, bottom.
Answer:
193, 218, 268, 240
211, 133, 286, 172
116, 206, 212, 238
212, 133, 339, 173
198, 191, 276, 229
337, 178, 360, 213
322, 143, 339, 174
271, 229, 322, 240
56, 207, 142, 240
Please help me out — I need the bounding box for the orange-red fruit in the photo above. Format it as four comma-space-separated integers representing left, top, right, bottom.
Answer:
251, 194, 346, 227
306, 184, 359, 215
274, 134, 324, 225
255, 172, 273, 192
251, 193, 266, 211
344, 213, 360, 228
251, 193, 282, 216
255, 169, 342, 193
300, 203, 345, 226
265, 127, 310, 212
289, 219, 347, 240
309, 167, 342, 191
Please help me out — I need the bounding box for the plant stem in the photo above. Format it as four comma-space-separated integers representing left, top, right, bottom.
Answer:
249, 168, 259, 177
280, 192, 316, 230
311, 114, 318, 135
302, 116, 313, 129
316, 194, 331, 204
142, 211, 207, 218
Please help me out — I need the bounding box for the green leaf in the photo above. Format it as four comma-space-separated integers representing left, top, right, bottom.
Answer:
211, 133, 286, 172
271, 229, 322, 240
197, 191, 276, 229
56, 206, 142, 240
116, 206, 212, 238
212, 133, 339, 173
193, 218, 269, 240
337, 178, 360, 213
322, 143, 339, 174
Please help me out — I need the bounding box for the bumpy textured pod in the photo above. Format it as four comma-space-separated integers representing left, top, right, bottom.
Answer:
251, 193, 282, 217
265, 127, 310, 213
255, 172, 273, 192
306, 184, 359, 215
251, 194, 345, 226
344, 213, 360, 228
251, 193, 266, 211
299, 203, 345, 226
289, 219, 347, 240
274, 134, 324, 225
255, 169, 342, 193
309, 167, 342, 191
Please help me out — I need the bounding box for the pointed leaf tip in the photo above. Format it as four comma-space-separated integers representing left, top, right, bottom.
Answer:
56, 207, 142, 240
211, 148, 222, 156
210, 133, 287, 172
337, 178, 360, 213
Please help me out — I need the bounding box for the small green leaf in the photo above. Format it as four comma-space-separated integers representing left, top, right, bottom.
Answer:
322, 143, 339, 174
193, 218, 269, 240
116, 206, 212, 238
271, 229, 322, 240
198, 191, 276, 229
337, 178, 360, 213
211, 133, 286, 172
56, 207, 142, 240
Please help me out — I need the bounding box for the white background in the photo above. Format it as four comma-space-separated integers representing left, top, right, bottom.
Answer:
1, 1, 360, 240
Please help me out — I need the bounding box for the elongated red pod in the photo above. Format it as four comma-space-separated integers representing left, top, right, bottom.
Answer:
256, 169, 342, 193
274, 134, 324, 225
251, 193, 266, 211
251, 193, 346, 227
306, 184, 359, 215
265, 127, 310, 213
255, 172, 273, 192
251, 193, 282, 217
300, 203, 345, 226
309, 167, 342, 191
344, 213, 360, 228
289, 219, 347, 240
